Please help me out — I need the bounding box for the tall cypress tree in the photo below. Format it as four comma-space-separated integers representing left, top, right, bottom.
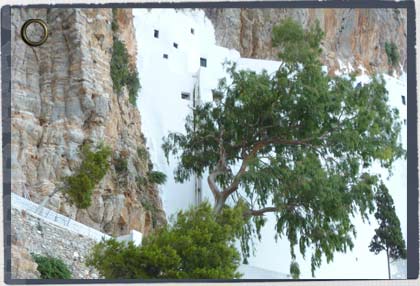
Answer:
369, 183, 407, 279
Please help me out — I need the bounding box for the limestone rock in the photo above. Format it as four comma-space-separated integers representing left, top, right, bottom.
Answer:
204, 8, 407, 75
11, 8, 165, 237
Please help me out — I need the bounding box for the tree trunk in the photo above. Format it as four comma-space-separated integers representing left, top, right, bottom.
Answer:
387, 247, 391, 279
213, 195, 226, 214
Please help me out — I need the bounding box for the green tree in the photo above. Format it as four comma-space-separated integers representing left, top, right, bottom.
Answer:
162, 18, 405, 276
87, 202, 245, 279
369, 183, 407, 279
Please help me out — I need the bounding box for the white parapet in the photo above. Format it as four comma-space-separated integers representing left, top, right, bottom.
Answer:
116, 230, 143, 247
11, 193, 111, 242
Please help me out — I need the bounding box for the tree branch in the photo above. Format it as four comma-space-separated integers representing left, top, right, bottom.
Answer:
208, 168, 223, 200
244, 204, 299, 218
245, 206, 278, 217
219, 129, 338, 207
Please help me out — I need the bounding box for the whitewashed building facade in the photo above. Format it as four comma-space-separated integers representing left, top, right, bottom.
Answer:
133, 8, 407, 279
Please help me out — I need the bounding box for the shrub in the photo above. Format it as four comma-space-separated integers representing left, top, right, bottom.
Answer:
148, 171, 167, 185
114, 157, 128, 174
127, 70, 141, 106
64, 144, 111, 208
110, 39, 141, 105
385, 41, 400, 67
86, 202, 245, 279
31, 254, 72, 279
141, 198, 158, 227
137, 147, 149, 161
136, 176, 148, 188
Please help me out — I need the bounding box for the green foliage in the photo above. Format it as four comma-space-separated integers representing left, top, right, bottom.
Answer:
162, 19, 405, 277
289, 260, 300, 279
136, 175, 148, 188
385, 41, 400, 67
140, 198, 159, 227
111, 39, 141, 105
137, 146, 149, 161
64, 144, 111, 209
111, 8, 119, 32
87, 203, 245, 279
31, 254, 72, 279
135, 171, 166, 189
148, 171, 167, 185
369, 183, 407, 260
114, 156, 128, 174
272, 17, 324, 65
126, 70, 141, 105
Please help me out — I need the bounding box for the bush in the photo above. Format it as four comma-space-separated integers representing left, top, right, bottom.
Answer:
126, 70, 141, 106
31, 254, 72, 279
86, 203, 245, 279
114, 157, 128, 174
65, 144, 111, 208
111, 39, 141, 105
148, 171, 167, 185
385, 41, 400, 67
136, 176, 148, 188
137, 147, 149, 160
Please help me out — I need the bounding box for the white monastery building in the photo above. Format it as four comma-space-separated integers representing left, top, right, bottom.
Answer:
133, 8, 407, 279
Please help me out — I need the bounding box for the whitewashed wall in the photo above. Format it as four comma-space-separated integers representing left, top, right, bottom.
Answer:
133, 8, 407, 279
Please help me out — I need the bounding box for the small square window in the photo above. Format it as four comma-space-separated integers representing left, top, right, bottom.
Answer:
200, 57, 207, 67
163, 54, 168, 59
181, 92, 191, 100
401, 95, 406, 105
173, 42, 178, 48
154, 30, 159, 38
191, 28, 195, 34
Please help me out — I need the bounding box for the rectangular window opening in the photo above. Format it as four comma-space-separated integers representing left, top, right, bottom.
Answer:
200, 57, 207, 67
191, 28, 195, 34
181, 92, 191, 100
173, 42, 178, 48
401, 95, 406, 105
154, 30, 159, 38
163, 54, 168, 59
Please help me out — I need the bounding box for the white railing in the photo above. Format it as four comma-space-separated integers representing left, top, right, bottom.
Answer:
11, 193, 111, 242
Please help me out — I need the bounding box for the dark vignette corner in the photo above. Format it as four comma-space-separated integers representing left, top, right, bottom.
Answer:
2, 0, 418, 284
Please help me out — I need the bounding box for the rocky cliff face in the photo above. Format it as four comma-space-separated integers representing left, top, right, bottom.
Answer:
11, 8, 165, 237
204, 8, 407, 74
